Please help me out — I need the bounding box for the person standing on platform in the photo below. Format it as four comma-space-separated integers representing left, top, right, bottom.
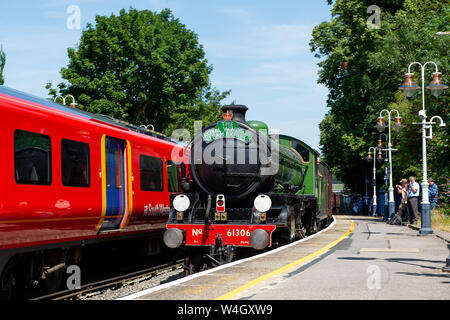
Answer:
407, 176, 420, 224
378, 187, 387, 221
428, 177, 438, 209
390, 179, 408, 225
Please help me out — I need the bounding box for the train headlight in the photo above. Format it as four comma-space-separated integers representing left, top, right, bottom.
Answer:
173, 194, 190, 212
254, 195, 272, 213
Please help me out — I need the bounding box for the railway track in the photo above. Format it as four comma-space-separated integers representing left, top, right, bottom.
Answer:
31, 260, 184, 300
29, 218, 333, 300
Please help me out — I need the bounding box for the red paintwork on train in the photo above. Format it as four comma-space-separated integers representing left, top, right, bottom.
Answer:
166, 224, 277, 247
0, 89, 187, 251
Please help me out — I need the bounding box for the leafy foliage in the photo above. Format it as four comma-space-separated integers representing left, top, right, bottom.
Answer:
311, 0, 449, 193
47, 8, 227, 133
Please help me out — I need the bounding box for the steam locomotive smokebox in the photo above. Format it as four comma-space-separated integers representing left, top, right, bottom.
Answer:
221, 105, 248, 123
190, 104, 271, 202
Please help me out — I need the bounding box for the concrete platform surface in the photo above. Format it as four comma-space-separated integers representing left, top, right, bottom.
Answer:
235, 216, 450, 300
121, 215, 449, 300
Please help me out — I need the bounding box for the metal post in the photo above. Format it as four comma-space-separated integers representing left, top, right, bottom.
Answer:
368, 147, 378, 217
378, 109, 401, 222
372, 160, 377, 216
407, 61, 444, 235
419, 63, 432, 234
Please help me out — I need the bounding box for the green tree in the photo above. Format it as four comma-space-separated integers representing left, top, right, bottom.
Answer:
310, 0, 449, 193
47, 8, 216, 131
164, 85, 230, 138
0, 46, 5, 85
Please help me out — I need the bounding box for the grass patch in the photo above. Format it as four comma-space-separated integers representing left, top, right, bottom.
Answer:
416, 208, 450, 233
431, 208, 450, 233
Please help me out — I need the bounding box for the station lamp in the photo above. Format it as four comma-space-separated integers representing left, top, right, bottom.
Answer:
426, 72, 448, 97
375, 117, 387, 133
393, 116, 404, 132
398, 73, 419, 97
377, 150, 384, 163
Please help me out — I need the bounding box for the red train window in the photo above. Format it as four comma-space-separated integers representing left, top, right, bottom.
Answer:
14, 129, 52, 185
140, 155, 163, 191
61, 139, 90, 187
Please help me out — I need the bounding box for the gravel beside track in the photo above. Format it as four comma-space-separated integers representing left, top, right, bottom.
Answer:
81, 266, 185, 300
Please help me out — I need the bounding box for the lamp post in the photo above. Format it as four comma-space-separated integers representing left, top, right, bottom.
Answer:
375, 109, 404, 221
366, 147, 383, 216
399, 61, 447, 235
378, 133, 390, 220
54, 95, 77, 108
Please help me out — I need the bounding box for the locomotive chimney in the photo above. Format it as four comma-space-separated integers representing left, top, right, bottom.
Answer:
221, 105, 248, 123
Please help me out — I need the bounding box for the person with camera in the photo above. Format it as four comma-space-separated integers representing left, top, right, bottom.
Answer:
390, 179, 408, 225
407, 176, 420, 224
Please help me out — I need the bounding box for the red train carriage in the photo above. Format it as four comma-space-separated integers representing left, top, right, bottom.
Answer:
0, 85, 187, 298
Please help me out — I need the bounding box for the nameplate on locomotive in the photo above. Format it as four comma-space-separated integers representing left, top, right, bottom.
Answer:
202, 121, 253, 144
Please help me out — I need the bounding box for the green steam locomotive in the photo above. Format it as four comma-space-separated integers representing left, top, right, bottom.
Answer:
163, 105, 333, 272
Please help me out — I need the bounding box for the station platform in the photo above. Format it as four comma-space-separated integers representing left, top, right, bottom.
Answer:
120, 215, 449, 300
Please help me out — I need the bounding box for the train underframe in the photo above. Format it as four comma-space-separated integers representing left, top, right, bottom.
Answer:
0, 234, 164, 300
165, 193, 331, 275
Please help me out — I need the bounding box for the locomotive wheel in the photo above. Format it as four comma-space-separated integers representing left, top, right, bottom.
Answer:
0, 259, 17, 301
311, 216, 320, 234
295, 223, 308, 239
184, 253, 203, 276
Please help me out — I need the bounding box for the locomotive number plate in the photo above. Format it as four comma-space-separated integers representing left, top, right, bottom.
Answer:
166, 224, 277, 247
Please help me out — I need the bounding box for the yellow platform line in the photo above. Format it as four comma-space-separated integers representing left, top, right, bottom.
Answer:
215, 220, 355, 300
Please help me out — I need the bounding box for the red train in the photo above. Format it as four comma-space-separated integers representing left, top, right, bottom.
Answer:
0, 85, 187, 298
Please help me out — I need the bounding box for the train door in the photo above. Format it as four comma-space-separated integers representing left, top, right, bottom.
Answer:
99, 136, 127, 231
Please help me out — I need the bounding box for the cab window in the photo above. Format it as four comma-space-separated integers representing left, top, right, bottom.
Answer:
291, 141, 310, 163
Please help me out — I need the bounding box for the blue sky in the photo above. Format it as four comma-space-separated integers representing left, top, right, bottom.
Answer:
0, 0, 332, 150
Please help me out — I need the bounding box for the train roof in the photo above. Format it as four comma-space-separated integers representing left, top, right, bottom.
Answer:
0, 85, 174, 143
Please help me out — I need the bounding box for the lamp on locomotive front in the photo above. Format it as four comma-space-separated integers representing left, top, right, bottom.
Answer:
375, 117, 387, 133
399, 73, 419, 98
426, 72, 448, 97
164, 194, 190, 249
215, 194, 227, 221
253, 194, 272, 223
173, 194, 190, 221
